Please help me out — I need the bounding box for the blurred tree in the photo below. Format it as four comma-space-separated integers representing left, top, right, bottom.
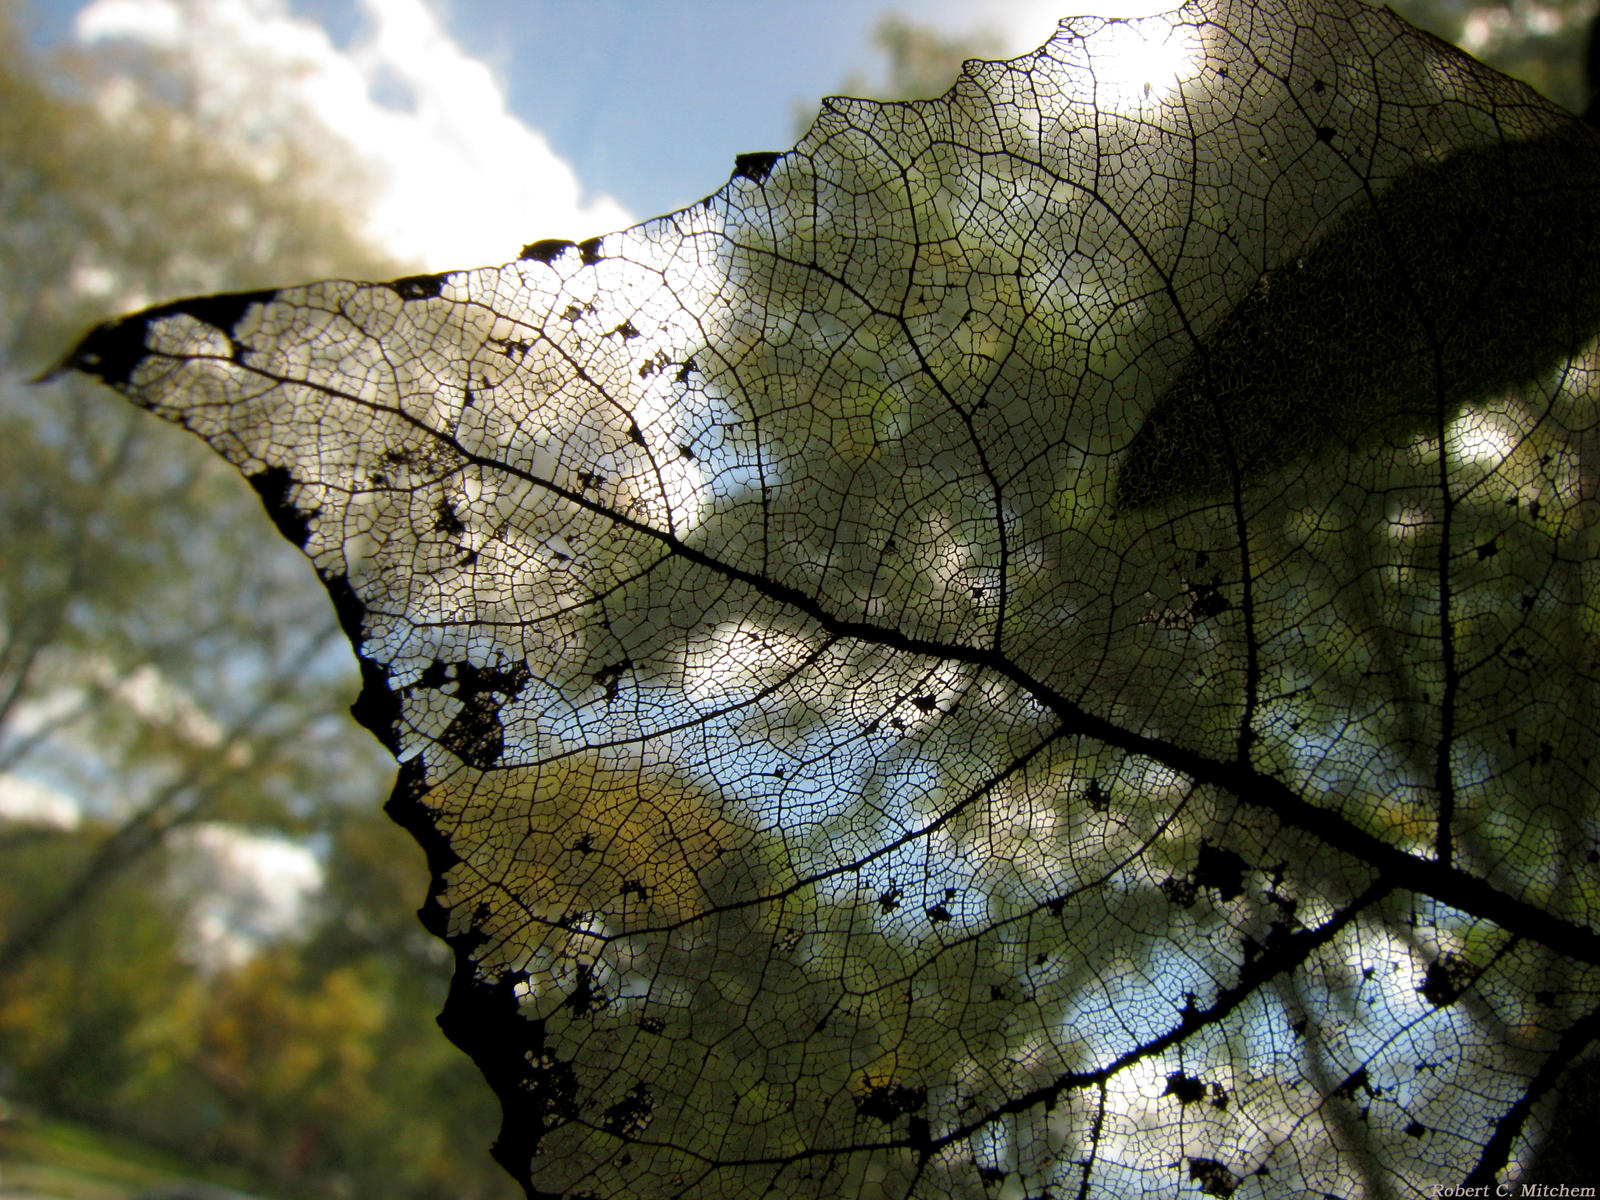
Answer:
839, 14, 1008, 104
0, 0, 519, 1194
0, 0, 398, 974
794, 13, 1008, 139
1387, 0, 1594, 112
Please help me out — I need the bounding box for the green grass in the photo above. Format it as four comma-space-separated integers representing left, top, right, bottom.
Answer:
0, 1101, 278, 1199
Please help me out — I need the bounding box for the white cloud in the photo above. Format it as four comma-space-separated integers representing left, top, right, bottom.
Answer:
166, 822, 324, 970
94, 659, 242, 758
0, 774, 82, 830
76, 0, 632, 271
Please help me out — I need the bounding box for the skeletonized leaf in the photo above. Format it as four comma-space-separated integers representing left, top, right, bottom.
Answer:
68, 0, 1600, 1195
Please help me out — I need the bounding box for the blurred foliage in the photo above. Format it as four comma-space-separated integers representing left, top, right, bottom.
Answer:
1387, 0, 1595, 113
843, 14, 1008, 103
0, 0, 514, 1193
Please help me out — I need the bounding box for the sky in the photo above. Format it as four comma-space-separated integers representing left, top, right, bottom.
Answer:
30, 0, 1172, 270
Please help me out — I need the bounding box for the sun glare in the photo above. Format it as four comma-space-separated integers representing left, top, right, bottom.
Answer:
1088, 17, 1198, 109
